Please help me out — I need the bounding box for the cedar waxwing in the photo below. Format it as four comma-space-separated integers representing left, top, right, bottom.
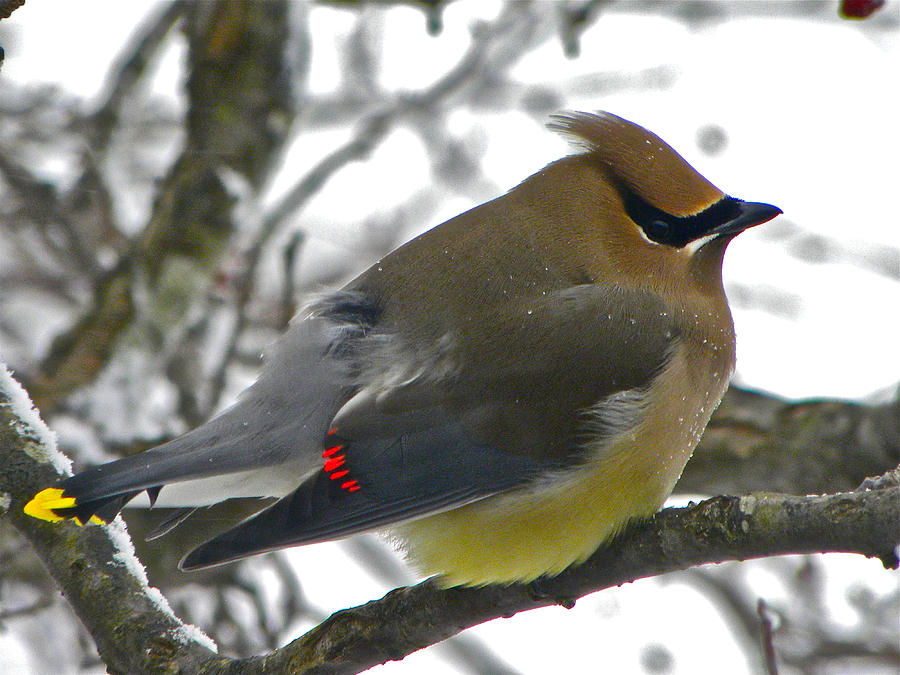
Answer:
25, 111, 781, 586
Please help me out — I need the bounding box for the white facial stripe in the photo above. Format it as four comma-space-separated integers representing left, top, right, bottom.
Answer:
636, 226, 657, 246
683, 232, 719, 256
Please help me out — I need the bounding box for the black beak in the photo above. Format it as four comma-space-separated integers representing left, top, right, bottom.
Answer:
712, 199, 782, 238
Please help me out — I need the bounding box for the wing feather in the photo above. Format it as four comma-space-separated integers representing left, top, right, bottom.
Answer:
180, 284, 680, 568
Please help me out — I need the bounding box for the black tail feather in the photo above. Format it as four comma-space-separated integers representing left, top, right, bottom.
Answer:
51, 490, 142, 524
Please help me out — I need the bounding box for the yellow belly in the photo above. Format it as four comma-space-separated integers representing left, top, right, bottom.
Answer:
390, 449, 666, 586
389, 349, 728, 587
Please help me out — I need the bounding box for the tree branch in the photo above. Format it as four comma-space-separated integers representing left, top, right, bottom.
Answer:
0, 0, 24, 21
236, 485, 897, 675
85, 0, 188, 156
682, 386, 900, 495
0, 366, 221, 673
3, 365, 897, 674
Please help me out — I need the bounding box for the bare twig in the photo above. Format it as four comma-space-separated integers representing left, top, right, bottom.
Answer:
85, 0, 188, 155
0, 591, 56, 622
757, 598, 780, 675
0, 147, 97, 274
279, 231, 306, 329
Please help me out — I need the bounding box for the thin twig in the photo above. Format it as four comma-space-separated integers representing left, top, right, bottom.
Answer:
279, 231, 306, 329
85, 0, 187, 155
757, 598, 780, 675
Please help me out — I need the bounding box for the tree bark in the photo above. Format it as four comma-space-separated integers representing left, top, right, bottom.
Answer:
682, 386, 900, 495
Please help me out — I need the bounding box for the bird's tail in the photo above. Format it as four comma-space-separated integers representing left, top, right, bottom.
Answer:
24, 397, 323, 526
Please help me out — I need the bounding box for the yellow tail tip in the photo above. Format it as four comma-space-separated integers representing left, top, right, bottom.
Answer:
24, 487, 72, 522
23, 487, 104, 525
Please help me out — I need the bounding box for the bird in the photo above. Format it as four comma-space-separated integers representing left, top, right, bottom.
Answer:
25, 111, 781, 587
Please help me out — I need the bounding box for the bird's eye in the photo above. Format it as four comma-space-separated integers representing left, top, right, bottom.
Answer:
621, 189, 691, 247
647, 220, 670, 239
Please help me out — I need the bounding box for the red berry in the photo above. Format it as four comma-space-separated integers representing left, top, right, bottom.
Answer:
840, 0, 886, 19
